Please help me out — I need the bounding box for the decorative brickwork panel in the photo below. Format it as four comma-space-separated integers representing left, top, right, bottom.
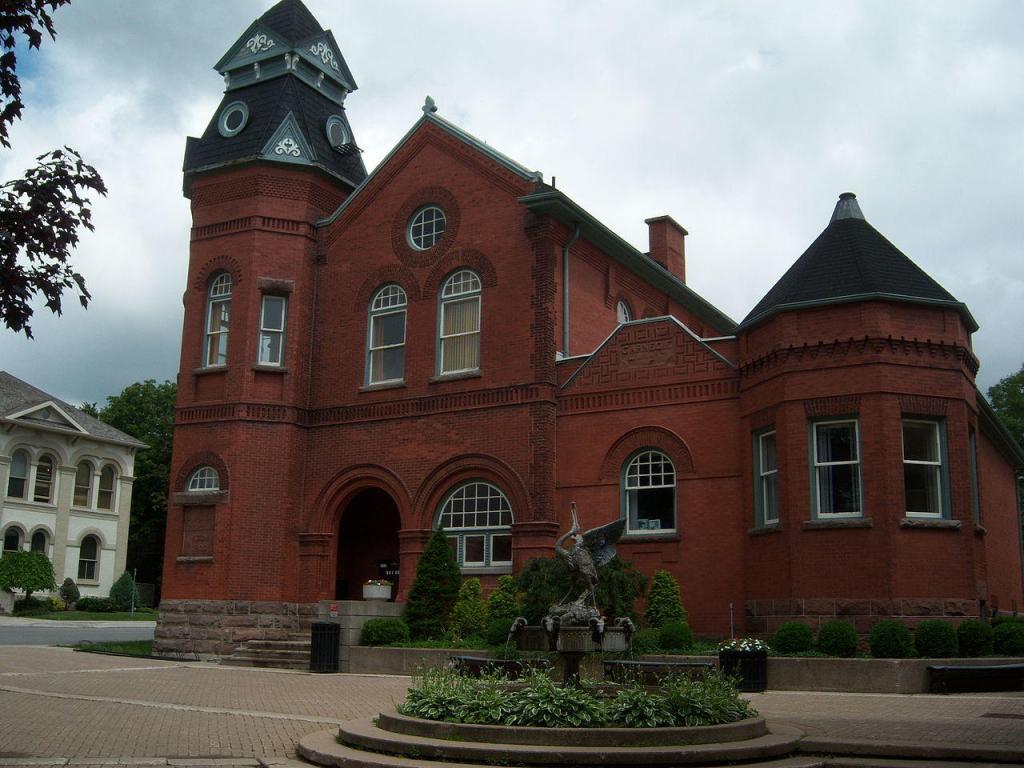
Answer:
899, 395, 949, 416
803, 395, 862, 418
181, 506, 215, 557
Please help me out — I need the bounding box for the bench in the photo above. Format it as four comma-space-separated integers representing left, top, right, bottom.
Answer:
928, 662, 1024, 694
449, 655, 550, 679
603, 659, 714, 685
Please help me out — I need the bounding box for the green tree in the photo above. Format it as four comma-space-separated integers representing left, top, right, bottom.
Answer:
403, 529, 461, 639
0, 550, 55, 600
451, 577, 487, 639
486, 574, 521, 624
988, 363, 1024, 450
108, 571, 140, 611
644, 570, 687, 628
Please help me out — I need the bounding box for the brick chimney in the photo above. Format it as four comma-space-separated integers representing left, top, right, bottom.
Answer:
645, 215, 687, 283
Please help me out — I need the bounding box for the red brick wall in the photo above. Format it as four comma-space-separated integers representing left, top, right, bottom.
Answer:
979, 431, 1024, 614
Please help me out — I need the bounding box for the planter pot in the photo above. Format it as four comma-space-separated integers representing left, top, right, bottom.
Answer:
719, 649, 767, 692
362, 583, 392, 601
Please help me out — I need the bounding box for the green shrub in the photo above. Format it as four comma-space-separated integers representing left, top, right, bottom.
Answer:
914, 620, 958, 658
817, 620, 858, 657
360, 618, 410, 646
608, 683, 674, 728
451, 578, 487, 639
771, 621, 814, 654
404, 529, 462, 639
516, 558, 572, 624
991, 614, 1024, 628
0, 550, 55, 600
658, 621, 694, 651
662, 668, 756, 726
595, 559, 647, 621
644, 570, 686, 628
75, 596, 117, 612
108, 572, 140, 611
486, 575, 521, 624
398, 666, 471, 722
507, 673, 607, 728
59, 577, 80, 606
630, 627, 661, 655
957, 619, 994, 657
993, 621, 1024, 655
13, 596, 49, 615
49, 595, 65, 611
869, 620, 914, 658
485, 617, 515, 646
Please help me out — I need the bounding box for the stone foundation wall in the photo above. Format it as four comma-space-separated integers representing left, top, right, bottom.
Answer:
154, 599, 320, 659
745, 597, 979, 635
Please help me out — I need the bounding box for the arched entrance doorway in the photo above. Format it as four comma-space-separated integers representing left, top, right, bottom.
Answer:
335, 487, 401, 600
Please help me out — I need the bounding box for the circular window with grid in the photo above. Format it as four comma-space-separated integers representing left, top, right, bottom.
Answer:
408, 205, 446, 250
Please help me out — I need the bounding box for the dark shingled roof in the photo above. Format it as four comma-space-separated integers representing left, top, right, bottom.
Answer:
742, 193, 974, 330
0, 371, 146, 448
183, 76, 367, 188
259, 0, 323, 42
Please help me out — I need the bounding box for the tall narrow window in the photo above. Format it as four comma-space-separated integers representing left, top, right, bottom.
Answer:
903, 420, 944, 517
33, 455, 55, 503
258, 295, 287, 366
78, 535, 98, 580
204, 273, 232, 367
439, 270, 481, 375
6, 450, 28, 498
368, 284, 407, 384
812, 420, 861, 516
97, 465, 116, 510
74, 462, 93, 507
756, 430, 779, 525
969, 428, 981, 524
616, 300, 633, 324
30, 530, 47, 555
3, 529, 21, 553
437, 482, 513, 568
624, 450, 676, 533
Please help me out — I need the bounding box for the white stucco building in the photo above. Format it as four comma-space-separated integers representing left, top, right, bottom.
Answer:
0, 371, 144, 611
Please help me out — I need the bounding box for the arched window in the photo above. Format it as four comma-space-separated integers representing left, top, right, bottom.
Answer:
97, 465, 116, 510
204, 272, 232, 367
33, 455, 55, 504
187, 466, 220, 492
367, 284, 407, 385
78, 535, 99, 580
623, 450, 676, 534
30, 530, 47, 555
3, 527, 21, 553
6, 449, 28, 498
437, 481, 513, 568
74, 461, 93, 507
616, 300, 633, 324
439, 270, 481, 375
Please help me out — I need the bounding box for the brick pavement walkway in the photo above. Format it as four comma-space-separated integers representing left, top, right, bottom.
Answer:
0, 646, 1021, 766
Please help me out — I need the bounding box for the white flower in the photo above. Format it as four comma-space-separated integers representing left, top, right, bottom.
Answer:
719, 637, 769, 652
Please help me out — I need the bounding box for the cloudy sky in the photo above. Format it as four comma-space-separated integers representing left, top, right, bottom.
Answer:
0, 0, 1021, 406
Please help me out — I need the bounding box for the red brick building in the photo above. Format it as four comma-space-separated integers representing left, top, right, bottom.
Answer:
157, 0, 1024, 656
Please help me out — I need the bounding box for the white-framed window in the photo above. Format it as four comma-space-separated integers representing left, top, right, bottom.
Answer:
437, 481, 513, 568
367, 284, 407, 384
812, 419, 862, 517
30, 530, 47, 555
756, 430, 779, 525
78, 535, 99, 581
33, 455, 55, 504
204, 273, 232, 367
6, 449, 28, 498
903, 419, 946, 518
97, 465, 116, 511
616, 300, 633, 324
2, 527, 22, 553
408, 205, 446, 250
258, 294, 287, 366
623, 450, 676, 533
439, 270, 481, 375
187, 466, 220, 492
73, 461, 93, 508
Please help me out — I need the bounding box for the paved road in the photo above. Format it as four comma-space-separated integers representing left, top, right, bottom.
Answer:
0, 616, 155, 645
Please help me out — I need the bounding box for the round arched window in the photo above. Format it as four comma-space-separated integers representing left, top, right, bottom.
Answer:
187, 466, 221, 492
325, 114, 351, 149
217, 101, 250, 137
437, 482, 513, 567
623, 450, 676, 534
408, 205, 446, 250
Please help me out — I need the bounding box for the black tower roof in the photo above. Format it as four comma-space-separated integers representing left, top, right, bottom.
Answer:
258, 0, 323, 42
741, 193, 976, 331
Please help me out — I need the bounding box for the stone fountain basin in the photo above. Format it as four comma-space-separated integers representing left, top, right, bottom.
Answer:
515, 624, 630, 653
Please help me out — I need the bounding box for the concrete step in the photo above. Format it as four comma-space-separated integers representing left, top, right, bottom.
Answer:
243, 639, 311, 651
221, 654, 309, 670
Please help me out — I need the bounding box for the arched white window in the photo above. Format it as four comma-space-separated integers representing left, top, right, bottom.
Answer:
30, 530, 47, 555
74, 461, 93, 507
6, 449, 28, 498
437, 481, 513, 568
204, 273, 232, 367
439, 270, 481, 375
78, 535, 99, 580
2, 527, 22, 553
33, 455, 56, 504
97, 465, 116, 510
187, 466, 220, 492
368, 284, 407, 384
408, 205, 446, 250
623, 450, 676, 534
616, 300, 633, 324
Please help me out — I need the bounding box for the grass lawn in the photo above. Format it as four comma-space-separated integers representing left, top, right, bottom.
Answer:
73, 640, 153, 656
20, 611, 156, 621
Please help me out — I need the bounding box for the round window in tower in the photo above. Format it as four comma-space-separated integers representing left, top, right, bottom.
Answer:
408, 205, 446, 250
217, 101, 250, 137
325, 114, 352, 150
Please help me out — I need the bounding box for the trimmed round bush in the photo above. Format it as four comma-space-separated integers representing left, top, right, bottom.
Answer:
360, 617, 410, 646
771, 621, 814, 654
658, 620, 694, 651
993, 621, 1024, 655
991, 614, 1024, 628
914, 620, 958, 658
869, 620, 914, 658
59, 577, 80, 606
75, 596, 117, 612
817, 620, 858, 657
957, 619, 994, 657
630, 627, 661, 655
485, 617, 515, 646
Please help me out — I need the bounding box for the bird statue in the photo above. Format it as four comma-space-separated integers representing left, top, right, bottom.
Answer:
553, 502, 626, 614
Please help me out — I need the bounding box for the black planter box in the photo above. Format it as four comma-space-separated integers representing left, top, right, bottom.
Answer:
719, 648, 767, 692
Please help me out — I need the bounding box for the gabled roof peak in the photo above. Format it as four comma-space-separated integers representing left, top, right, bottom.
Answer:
831, 191, 865, 222
259, 0, 323, 43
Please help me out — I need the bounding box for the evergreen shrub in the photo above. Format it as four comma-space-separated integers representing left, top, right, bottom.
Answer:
109, 571, 140, 611
13, 596, 48, 615
644, 570, 686, 628
516, 558, 571, 624
360, 618, 410, 646
595, 559, 647, 621
956, 619, 994, 657
630, 627, 661, 655
404, 529, 462, 639
869, 620, 914, 658
914, 620, 958, 658
658, 621, 694, 651
991, 614, 1024, 628
993, 621, 1024, 655
485, 575, 521, 624
59, 577, 80, 606
771, 621, 814, 654
817, 620, 858, 657
75, 596, 117, 612
485, 617, 515, 646
451, 578, 487, 638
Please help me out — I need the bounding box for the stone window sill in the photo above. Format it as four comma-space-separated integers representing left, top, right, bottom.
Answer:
193, 365, 227, 376
360, 381, 406, 393
252, 364, 288, 374
430, 371, 482, 384
802, 517, 874, 530
171, 490, 228, 505
621, 533, 681, 543
748, 524, 782, 536
177, 556, 214, 564
460, 565, 513, 576
899, 517, 962, 530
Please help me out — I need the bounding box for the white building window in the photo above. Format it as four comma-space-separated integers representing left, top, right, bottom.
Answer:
624, 450, 676, 533
74, 461, 93, 507
756, 430, 779, 525
78, 535, 99, 581
97, 465, 116, 510
33, 455, 55, 504
6, 449, 28, 498
616, 300, 632, 323
812, 420, 862, 517
903, 420, 945, 518
439, 270, 481, 375
204, 273, 232, 367
409, 205, 446, 250
438, 482, 513, 568
187, 466, 220, 492
368, 284, 407, 384
258, 295, 287, 366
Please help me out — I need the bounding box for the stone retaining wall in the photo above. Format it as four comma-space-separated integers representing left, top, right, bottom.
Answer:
745, 597, 978, 634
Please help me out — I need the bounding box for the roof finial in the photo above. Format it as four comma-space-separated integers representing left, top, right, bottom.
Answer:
422, 95, 438, 114
831, 192, 865, 222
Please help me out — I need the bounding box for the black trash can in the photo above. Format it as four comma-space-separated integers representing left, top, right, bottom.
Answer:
719, 649, 768, 692
310, 622, 340, 673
